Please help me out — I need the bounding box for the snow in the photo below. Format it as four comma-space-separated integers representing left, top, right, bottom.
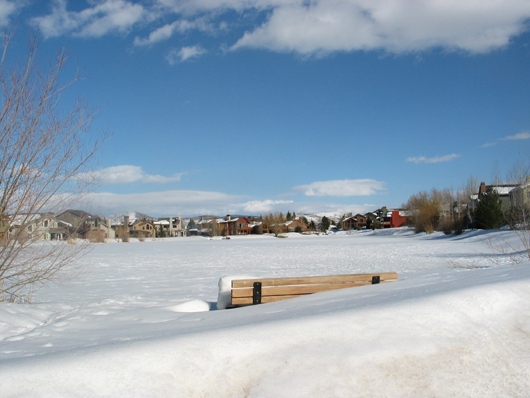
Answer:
0, 229, 529, 397
217, 275, 258, 310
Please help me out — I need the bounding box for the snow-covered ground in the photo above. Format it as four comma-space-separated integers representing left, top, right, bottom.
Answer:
0, 228, 529, 397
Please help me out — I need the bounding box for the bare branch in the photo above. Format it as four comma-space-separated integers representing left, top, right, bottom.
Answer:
0, 35, 106, 302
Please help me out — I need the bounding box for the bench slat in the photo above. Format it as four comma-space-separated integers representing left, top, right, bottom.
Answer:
232, 281, 378, 298
232, 295, 305, 305
231, 272, 398, 288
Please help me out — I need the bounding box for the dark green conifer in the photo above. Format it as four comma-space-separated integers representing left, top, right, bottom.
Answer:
476, 188, 504, 229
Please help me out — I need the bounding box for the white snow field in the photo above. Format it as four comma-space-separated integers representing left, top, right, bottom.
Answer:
0, 229, 529, 397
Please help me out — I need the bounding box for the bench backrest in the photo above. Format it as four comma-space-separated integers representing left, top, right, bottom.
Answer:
231, 272, 398, 306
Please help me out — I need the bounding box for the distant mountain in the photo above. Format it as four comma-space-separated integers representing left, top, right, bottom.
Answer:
108, 211, 156, 225
300, 213, 343, 224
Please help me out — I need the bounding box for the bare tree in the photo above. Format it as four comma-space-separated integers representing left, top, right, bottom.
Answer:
458, 175, 480, 229
0, 35, 105, 302
264, 212, 286, 237
506, 156, 530, 185
209, 217, 218, 237
505, 157, 530, 259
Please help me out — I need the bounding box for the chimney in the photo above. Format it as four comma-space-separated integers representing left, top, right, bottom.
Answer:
479, 182, 486, 197
178, 214, 182, 235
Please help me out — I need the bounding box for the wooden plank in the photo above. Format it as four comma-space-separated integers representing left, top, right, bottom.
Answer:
231, 295, 302, 305
231, 272, 398, 288
231, 281, 372, 298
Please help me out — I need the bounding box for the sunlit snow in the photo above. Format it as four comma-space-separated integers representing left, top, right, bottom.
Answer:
0, 229, 529, 397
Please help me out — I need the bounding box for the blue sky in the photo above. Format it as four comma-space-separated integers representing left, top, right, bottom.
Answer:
3, 0, 530, 217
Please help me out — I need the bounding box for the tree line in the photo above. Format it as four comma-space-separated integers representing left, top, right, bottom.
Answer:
404, 160, 530, 235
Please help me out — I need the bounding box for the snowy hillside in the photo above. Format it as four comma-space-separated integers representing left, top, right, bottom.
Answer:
0, 229, 529, 397
107, 210, 156, 225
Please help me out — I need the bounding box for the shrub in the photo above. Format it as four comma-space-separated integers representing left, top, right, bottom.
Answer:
406, 189, 445, 233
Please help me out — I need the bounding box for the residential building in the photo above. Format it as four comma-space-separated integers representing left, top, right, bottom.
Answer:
380, 209, 409, 228
130, 218, 156, 238
154, 216, 186, 237
284, 219, 309, 232
343, 214, 367, 230
478, 182, 519, 212
56, 209, 115, 240
218, 216, 252, 235
509, 177, 530, 209
9, 213, 67, 241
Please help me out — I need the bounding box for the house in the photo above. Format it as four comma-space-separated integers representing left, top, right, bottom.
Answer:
195, 215, 252, 236
380, 209, 409, 228
130, 218, 156, 238
9, 213, 68, 241
343, 214, 367, 230
218, 216, 252, 236
478, 182, 519, 213
197, 217, 220, 236
56, 209, 115, 240
247, 217, 265, 234
188, 228, 200, 236
115, 216, 156, 239
154, 216, 186, 237
284, 219, 309, 232
509, 177, 530, 209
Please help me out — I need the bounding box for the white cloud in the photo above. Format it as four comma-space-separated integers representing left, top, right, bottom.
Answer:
81, 189, 243, 216
133, 19, 211, 46
294, 179, 386, 197
84, 165, 185, 185
481, 142, 497, 148
31, 0, 149, 38
0, 0, 23, 27
230, 0, 530, 55
76, 190, 381, 217
32, 1, 530, 56
406, 154, 460, 164
166, 45, 207, 64
241, 199, 294, 213
504, 131, 530, 140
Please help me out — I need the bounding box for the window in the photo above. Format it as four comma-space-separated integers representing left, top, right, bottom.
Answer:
44, 220, 49, 227
28, 225, 32, 232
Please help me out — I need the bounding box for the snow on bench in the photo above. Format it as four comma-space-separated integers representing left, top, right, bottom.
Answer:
218, 272, 398, 309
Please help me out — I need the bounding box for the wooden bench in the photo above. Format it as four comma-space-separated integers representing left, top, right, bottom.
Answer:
230, 272, 398, 306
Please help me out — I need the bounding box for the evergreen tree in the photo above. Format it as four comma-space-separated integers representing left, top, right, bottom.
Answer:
321, 216, 331, 232
187, 219, 196, 229
286, 211, 292, 221
475, 188, 504, 229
